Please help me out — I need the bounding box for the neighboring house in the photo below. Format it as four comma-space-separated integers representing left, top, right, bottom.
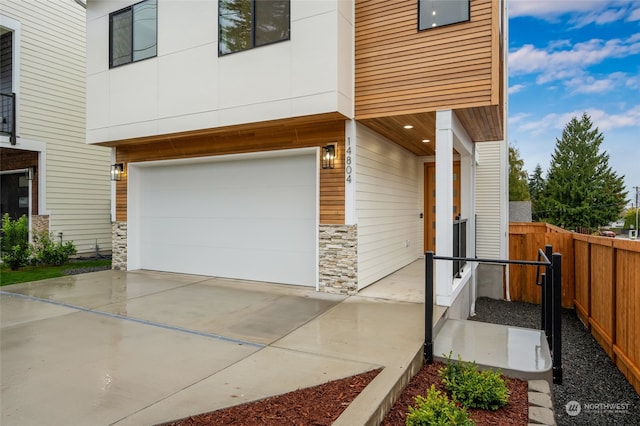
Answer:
0, 0, 112, 255
86, 0, 507, 318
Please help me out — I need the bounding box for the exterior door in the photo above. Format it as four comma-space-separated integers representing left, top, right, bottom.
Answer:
424, 161, 461, 253
0, 172, 29, 220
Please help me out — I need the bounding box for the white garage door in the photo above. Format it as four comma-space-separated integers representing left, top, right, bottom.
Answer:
127, 150, 318, 286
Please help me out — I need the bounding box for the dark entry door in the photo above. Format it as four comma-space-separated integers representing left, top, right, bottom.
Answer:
0, 172, 29, 219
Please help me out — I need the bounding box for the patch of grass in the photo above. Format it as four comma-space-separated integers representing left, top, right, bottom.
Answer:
0, 259, 111, 286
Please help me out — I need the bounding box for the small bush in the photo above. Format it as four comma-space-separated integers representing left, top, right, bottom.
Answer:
1, 214, 31, 270
439, 353, 509, 411
32, 231, 77, 266
406, 384, 475, 426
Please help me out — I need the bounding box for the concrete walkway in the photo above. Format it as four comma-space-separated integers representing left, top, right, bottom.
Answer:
1, 265, 427, 426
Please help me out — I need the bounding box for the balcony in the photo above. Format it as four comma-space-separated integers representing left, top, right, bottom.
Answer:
1, 92, 16, 144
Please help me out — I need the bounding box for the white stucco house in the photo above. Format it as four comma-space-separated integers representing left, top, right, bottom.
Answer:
85, 0, 508, 318
1, 0, 112, 255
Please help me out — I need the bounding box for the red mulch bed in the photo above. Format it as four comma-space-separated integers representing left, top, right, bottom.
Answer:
382, 361, 528, 426
162, 369, 382, 426
162, 362, 528, 425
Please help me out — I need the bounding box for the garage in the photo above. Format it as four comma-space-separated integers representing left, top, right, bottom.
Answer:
127, 149, 318, 287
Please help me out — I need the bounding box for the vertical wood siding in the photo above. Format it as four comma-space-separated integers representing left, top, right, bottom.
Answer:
2, 1, 112, 254
355, 124, 421, 289
355, 0, 500, 118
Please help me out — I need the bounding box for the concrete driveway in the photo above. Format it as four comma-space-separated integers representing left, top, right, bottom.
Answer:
1, 267, 425, 426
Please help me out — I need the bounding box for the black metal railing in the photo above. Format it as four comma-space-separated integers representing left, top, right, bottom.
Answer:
453, 218, 467, 278
0, 92, 16, 144
424, 247, 563, 384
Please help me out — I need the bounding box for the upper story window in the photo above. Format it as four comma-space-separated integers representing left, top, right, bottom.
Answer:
110, 0, 157, 68
219, 0, 290, 56
1, 24, 16, 143
419, 0, 470, 30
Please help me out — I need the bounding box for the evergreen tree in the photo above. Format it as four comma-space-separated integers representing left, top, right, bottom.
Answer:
528, 163, 546, 221
509, 146, 530, 201
540, 113, 627, 230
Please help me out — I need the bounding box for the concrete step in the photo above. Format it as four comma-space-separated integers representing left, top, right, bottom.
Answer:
334, 315, 554, 425
434, 319, 553, 385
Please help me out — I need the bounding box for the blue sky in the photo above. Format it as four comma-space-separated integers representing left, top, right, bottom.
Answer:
508, 0, 640, 206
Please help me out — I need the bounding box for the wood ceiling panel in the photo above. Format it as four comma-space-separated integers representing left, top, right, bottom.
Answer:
358, 104, 504, 157
359, 112, 436, 156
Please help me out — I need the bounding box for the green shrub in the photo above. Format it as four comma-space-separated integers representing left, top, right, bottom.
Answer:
1, 214, 31, 270
439, 353, 509, 411
32, 231, 77, 266
406, 384, 475, 426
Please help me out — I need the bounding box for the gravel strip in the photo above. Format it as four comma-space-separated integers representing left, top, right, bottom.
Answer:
470, 297, 640, 425
62, 266, 111, 275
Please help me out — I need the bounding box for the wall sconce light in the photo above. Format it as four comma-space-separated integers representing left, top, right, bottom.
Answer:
322, 144, 336, 169
25, 166, 34, 181
110, 163, 124, 181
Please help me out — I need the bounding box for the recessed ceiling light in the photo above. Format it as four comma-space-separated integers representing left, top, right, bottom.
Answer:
422, 139, 431, 143
404, 125, 413, 129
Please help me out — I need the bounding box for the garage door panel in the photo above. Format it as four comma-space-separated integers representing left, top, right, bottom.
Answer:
140, 217, 315, 251
140, 239, 316, 285
131, 152, 318, 286
142, 185, 315, 220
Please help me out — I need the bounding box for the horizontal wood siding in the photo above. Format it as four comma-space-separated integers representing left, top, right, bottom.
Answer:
114, 116, 346, 224
2, 0, 112, 254
355, 124, 421, 288
355, 0, 499, 119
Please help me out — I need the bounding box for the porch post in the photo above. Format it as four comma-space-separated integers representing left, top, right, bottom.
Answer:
435, 110, 454, 304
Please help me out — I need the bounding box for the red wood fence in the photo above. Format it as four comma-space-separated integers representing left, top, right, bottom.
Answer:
509, 223, 640, 395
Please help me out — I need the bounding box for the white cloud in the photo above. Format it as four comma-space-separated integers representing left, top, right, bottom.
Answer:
509, 112, 531, 125
569, 7, 629, 28
510, 105, 640, 137
509, 34, 640, 84
509, 0, 636, 24
626, 76, 640, 89
509, 0, 609, 19
595, 105, 640, 130
508, 84, 526, 94
629, 7, 640, 21
565, 72, 629, 94
567, 77, 614, 94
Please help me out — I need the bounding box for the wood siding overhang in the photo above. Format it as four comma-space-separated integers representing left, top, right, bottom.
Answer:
106, 113, 347, 225
355, 0, 505, 154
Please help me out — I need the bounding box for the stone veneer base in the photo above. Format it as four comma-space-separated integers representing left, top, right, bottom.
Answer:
319, 224, 358, 295
111, 222, 127, 270
111, 222, 359, 294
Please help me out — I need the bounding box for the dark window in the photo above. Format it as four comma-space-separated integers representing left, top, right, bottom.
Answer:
219, 0, 290, 56
418, 0, 470, 30
110, 0, 157, 68
1, 30, 14, 139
